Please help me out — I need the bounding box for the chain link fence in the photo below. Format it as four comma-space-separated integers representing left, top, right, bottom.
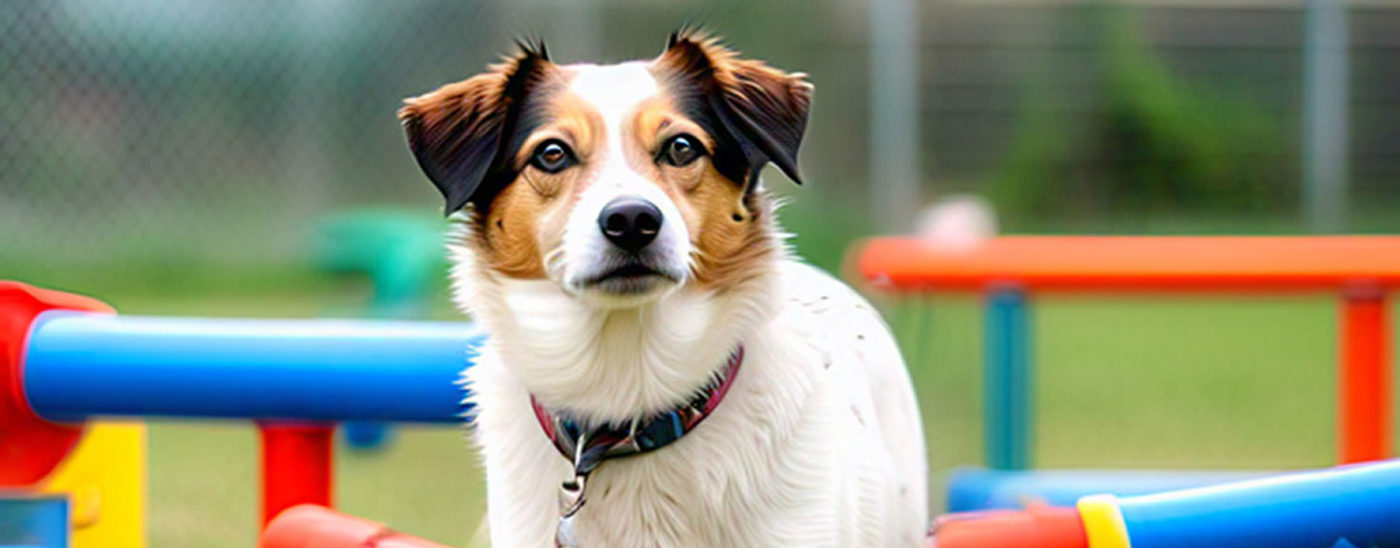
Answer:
0, 2, 509, 272
0, 1, 848, 287
2, 1, 1396, 288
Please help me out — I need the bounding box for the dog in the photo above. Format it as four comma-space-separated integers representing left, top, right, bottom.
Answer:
399, 30, 927, 547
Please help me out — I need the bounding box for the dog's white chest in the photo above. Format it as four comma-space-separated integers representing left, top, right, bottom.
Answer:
465, 262, 927, 547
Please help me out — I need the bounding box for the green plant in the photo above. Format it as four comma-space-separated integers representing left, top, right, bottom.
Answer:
989, 4, 1295, 230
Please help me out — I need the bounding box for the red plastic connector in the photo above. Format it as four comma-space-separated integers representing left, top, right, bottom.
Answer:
0, 281, 112, 486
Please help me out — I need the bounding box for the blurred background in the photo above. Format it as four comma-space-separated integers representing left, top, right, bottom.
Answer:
1, 0, 1396, 546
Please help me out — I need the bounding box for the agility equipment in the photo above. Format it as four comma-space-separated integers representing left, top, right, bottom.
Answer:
857, 235, 1400, 469
7, 234, 1400, 545
933, 458, 1400, 548
0, 281, 478, 544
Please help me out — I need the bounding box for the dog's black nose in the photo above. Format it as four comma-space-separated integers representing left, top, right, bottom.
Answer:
598, 198, 663, 254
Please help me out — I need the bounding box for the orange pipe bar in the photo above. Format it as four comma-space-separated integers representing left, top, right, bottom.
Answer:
857, 236, 1400, 292
1340, 288, 1392, 463
259, 505, 455, 548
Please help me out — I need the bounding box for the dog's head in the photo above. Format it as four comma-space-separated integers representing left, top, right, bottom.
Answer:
400, 31, 811, 309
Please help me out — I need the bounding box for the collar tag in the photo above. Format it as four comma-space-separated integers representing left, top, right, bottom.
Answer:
556, 430, 590, 547
556, 471, 586, 547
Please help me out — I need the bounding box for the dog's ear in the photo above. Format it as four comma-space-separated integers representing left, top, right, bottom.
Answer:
656, 30, 813, 188
399, 42, 553, 215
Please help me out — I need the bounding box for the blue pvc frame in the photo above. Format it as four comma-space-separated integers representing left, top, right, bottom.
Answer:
945, 467, 1268, 511
1117, 459, 1400, 547
23, 311, 480, 423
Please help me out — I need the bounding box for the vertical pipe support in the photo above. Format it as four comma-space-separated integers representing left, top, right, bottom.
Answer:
1339, 286, 1391, 463
260, 422, 335, 527
986, 288, 1032, 470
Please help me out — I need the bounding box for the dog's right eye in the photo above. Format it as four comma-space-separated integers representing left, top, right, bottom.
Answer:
530, 140, 574, 174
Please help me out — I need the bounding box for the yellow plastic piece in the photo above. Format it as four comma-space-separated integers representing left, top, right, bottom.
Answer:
39, 421, 147, 548
1078, 494, 1131, 548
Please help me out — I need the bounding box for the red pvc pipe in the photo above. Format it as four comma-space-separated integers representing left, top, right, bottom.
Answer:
260, 504, 455, 548
260, 423, 334, 526
1340, 288, 1392, 464
930, 505, 1087, 548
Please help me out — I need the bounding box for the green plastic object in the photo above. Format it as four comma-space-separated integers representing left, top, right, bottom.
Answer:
316, 209, 446, 320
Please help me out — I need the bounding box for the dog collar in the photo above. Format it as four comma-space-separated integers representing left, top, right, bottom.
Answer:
530, 345, 744, 547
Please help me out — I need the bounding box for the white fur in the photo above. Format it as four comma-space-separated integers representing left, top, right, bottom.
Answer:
454, 62, 928, 547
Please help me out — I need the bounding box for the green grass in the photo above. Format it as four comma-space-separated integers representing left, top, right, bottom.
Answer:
100, 288, 1396, 547
147, 423, 481, 547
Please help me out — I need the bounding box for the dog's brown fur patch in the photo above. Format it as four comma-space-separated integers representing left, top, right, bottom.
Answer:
472, 72, 601, 280
475, 178, 550, 279
627, 100, 775, 289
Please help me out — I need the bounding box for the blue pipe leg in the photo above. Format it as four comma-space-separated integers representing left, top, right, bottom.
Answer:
985, 289, 1031, 470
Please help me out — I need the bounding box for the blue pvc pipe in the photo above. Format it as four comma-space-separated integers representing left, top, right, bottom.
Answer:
985, 289, 1031, 470
946, 467, 1267, 511
22, 311, 480, 423
1118, 459, 1400, 548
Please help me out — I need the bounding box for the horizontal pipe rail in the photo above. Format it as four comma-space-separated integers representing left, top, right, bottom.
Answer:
22, 311, 479, 423
947, 467, 1269, 511
858, 236, 1400, 292
1113, 458, 1400, 547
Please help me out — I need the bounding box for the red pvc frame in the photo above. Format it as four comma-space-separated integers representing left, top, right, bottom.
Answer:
260, 422, 335, 526
856, 236, 1400, 464
1341, 288, 1392, 463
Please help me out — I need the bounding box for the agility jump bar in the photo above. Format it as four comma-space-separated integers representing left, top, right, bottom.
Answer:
22, 311, 479, 423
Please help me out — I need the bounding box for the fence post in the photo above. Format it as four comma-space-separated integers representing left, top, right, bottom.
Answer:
1339, 286, 1391, 464
985, 288, 1032, 470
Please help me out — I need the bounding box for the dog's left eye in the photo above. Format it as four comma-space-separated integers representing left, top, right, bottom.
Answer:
660, 134, 704, 167
530, 140, 574, 174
